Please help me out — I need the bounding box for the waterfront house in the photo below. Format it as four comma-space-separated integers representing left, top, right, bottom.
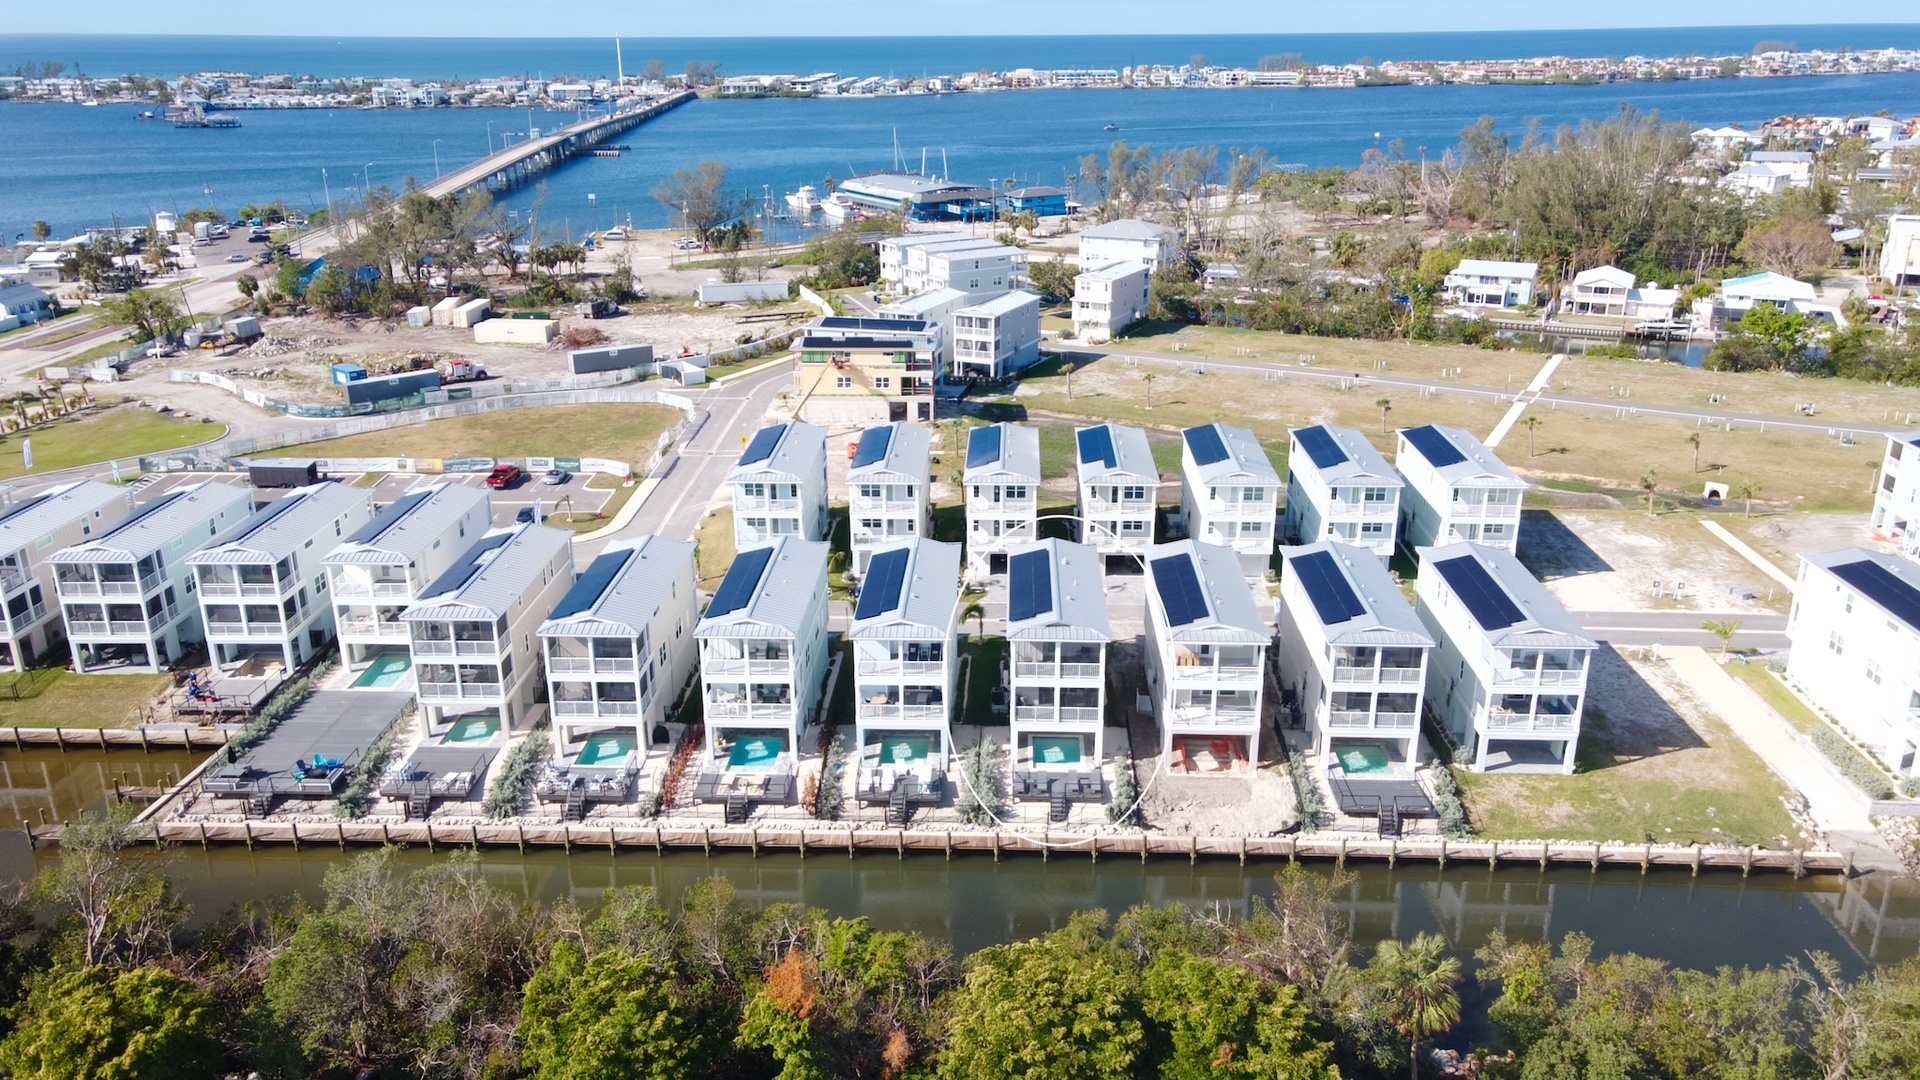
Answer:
322, 482, 493, 678
1006, 538, 1111, 773
964, 422, 1042, 582
52, 481, 252, 674
189, 481, 373, 676
1078, 219, 1180, 271
1721, 161, 1796, 198
1881, 215, 1920, 286
0, 481, 132, 671
794, 316, 939, 425
877, 235, 1017, 297
1691, 125, 1764, 154
1707, 271, 1828, 327
1395, 425, 1526, 554
1784, 548, 1920, 779
402, 523, 574, 742
950, 290, 1043, 382
1283, 424, 1402, 560
1442, 259, 1539, 309
1747, 150, 1815, 185
877, 287, 968, 366
850, 538, 962, 788
1414, 542, 1594, 773
1872, 433, 1920, 562
1561, 265, 1680, 322
1179, 422, 1281, 576
847, 422, 932, 578
0, 284, 54, 332
1075, 422, 1159, 561
1072, 261, 1150, 341
1278, 542, 1433, 768
1004, 186, 1069, 217
1143, 539, 1269, 772
694, 536, 830, 769
538, 535, 698, 766
729, 422, 828, 548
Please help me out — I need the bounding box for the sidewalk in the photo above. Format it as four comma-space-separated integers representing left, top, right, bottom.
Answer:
1699, 520, 1798, 592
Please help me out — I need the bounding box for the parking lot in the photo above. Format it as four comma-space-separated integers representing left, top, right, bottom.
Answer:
125, 467, 613, 530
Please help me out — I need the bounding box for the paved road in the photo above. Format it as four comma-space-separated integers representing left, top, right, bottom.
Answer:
1568, 610, 1789, 650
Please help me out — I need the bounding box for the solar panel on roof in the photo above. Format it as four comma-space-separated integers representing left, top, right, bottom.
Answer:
1294, 426, 1348, 470
855, 547, 911, 621
1403, 426, 1466, 468
549, 548, 634, 621
1829, 560, 1920, 634
851, 427, 892, 469
1008, 549, 1053, 623
966, 425, 1003, 470
1077, 426, 1116, 468
1292, 550, 1366, 625
1185, 425, 1229, 467
707, 545, 775, 619
419, 531, 514, 600
1433, 554, 1525, 630
1150, 553, 1211, 627
740, 425, 785, 467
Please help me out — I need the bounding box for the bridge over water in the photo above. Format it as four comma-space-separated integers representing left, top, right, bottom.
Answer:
422, 90, 696, 199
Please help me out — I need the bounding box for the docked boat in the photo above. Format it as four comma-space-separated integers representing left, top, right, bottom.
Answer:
171, 104, 241, 128
820, 191, 857, 224
784, 185, 821, 214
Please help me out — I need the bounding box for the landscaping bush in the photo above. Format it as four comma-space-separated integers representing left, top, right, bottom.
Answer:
955, 741, 1001, 827
1811, 727, 1893, 800
1426, 759, 1472, 839
1902, 776, 1920, 799
1107, 755, 1142, 827
811, 732, 846, 820
1286, 753, 1323, 832
483, 732, 549, 819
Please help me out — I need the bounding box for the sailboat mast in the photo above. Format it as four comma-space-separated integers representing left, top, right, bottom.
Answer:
616, 37, 624, 82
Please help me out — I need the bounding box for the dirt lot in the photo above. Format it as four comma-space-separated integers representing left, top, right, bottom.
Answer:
1722, 512, 1898, 577
1519, 508, 1789, 614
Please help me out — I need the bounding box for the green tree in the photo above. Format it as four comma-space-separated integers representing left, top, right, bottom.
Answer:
1523, 415, 1542, 457
1376, 397, 1393, 433
30, 220, 51, 242
1025, 257, 1078, 301
32, 804, 180, 969
1640, 468, 1660, 517
959, 596, 986, 638
1701, 616, 1743, 660
520, 941, 728, 1080
801, 229, 879, 289
653, 160, 750, 250
1137, 951, 1336, 1079
1687, 430, 1702, 473
1366, 932, 1462, 1080
0, 966, 219, 1080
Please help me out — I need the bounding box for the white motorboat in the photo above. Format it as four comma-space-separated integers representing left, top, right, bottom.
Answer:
784, 184, 820, 213
820, 191, 856, 224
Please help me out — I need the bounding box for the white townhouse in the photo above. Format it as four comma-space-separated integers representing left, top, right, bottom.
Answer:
1785, 548, 1920, 779
1072, 261, 1150, 341
1442, 259, 1539, 309
1720, 162, 1796, 198
847, 421, 932, 578
403, 523, 575, 741
878, 235, 1018, 298
1179, 422, 1281, 576
694, 537, 830, 766
189, 482, 373, 675
1879, 215, 1920, 287
52, 482, 252, 674
1277, 542, 1433, 766
1143, 540, 1269, 772
1414, 542, 1594, 774
1006, 538, 1111, 770
1075, 422, 1160, 561
1078, 218, 1180, 271
323, 483, 493, 677
1872, 433, 1920, 562
963, 422, 1042, 582
539, 536, 699, 763
729, 422, 829, 549
1561, 265, 1680, 322
1395, 425, 1526, 554
1746, 150, 1815, 185
1283, 424, 1402, 561
849, 538, 962, 779
878, 287, 969, 366
0, 481, 132, 671
950, 290, 1043, 382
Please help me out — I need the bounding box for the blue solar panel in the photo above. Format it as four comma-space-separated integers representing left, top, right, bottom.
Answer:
1077, 426, 1116, 468
1184, 425, 1229, 467
419, 531, 514, 600
1008, 549, 1053, 623
1402, 425, 1466, 468
1150, 553, 1210, 627
1292, 550, 1366, 625
966, 425, 1003, 470
1294, 426, 1347, 470
1829, 559, 1920, 634
855, 547, 911, 621
707, 545, 775, 619
851, 426, 892, 469
1432, 554, 1525, 630
740, 425, 785, 467
549, 548, 634, 620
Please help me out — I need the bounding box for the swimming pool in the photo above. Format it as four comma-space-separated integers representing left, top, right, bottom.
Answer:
442, 714, 500, 745
1336, 744, 1392, 776
576, 733, 635, 767
350, 652, 412, 689
726, 735, 784, 770
877, 735, 932, 764
1030, 735, 1082, 766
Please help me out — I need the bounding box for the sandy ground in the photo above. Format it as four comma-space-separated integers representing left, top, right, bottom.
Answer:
1520, 509, 1787, 614
1731, 512, 1897, 577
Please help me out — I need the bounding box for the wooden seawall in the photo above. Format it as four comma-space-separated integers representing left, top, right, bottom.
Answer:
2, 725, 235, 752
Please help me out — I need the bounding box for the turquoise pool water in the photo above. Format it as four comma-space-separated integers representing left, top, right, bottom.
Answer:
877, 735, 932, 764
1030, 736, 1082, 765
1337, 745, 1392, 776
350, 652, 412, 689
442, 714, 500, 745
727, 736, 784, 770
576, 733, 635, 767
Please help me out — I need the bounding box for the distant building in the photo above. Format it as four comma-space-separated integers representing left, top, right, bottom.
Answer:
849, 538, 962, 785
0, 284, 53, 332
0, 481, 132, 671
1283, 424, 1402, 560
950, 289, 1043, 381
1720, 161, 1796, 197
794, 317, 939, 424
1079, 219, 1180, 270
1561, 265, 1679, 322
1004, 186, 1069, 217
1871, 433, 1920, 562
963, 422, 1042, 581
1395, 425, 1526, 554
1179, 423, 1280, 575
1785, 548, 1920, 779
1006, 539, 1111, 772
837, 173, 996, 222
1746, 150, 1815, 185
847, 422, 932, 578
1708, 271, 1827, 326
1075, 422, 1160, 559
1691, 125, 1764, 153
877, 287, 969, 365
1442, 259, 1539, 309
323, 483, 493, 676
729, 422, 829, 549
1073, 260, 1150, 341
694, 537, 831, 767
1881, 215, 1920, 286
1143, 539, 1269, 772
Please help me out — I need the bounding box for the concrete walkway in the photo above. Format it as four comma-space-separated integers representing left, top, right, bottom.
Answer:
1699, 520, 1799, 592
1483, 354, 1562, 448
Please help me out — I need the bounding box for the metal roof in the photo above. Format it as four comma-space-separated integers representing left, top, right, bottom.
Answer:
798, 333, 922, 351
1453, 259, 1538, 278
1398, 425, 1524, 488
848, 422, 931, 480
1282, 542, 1432, 646
1077, 260, 1149, 282
849, 538, 961, 639
49, 482, 250, 565
1184, 423, 1279, 486
0, 284, 51, 307
1145, 540, 1267, 644
1076, 422, 1155, 481
539, 535, 695, 639
878, 287, 968, 318
324, 483, 489, 565
403, 524, 572, 622
1804, 548, 1920, 635
1080, 218, 1174, 242
1290, 424, 1398, 486
1004, 538, 1109, 641
1419, 542, 1592, 648
817, 315, 933, 334
729, 421, 825, 482
695, 536, 828, 639
964, 423, 1041, 482
188, 482, 369, 566
957, 289, 1042, 318
0, 481, 127, 556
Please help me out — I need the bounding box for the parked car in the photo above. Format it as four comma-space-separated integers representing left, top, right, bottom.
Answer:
485, 464, 522, 488
225, 253, 249, 263
674, 236, 699, 250
255, 251, 275, 265
515, 506, 543, 524
541, 469, 569, 486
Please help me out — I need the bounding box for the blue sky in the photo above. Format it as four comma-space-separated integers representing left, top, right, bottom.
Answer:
8, 2, 1910, 36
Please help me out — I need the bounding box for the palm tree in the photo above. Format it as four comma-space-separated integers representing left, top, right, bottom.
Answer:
1369, 932, 1462, 1080
1730, 478, 1760, 518
1376, 397, 1393, 434
1640, 469, 1659, 517
1142, 371, 1155, 410
959, 596, 986, 640
1701, 616, 1744, 660
1522, 415, 1541, 457
1687, 431, 1702, 473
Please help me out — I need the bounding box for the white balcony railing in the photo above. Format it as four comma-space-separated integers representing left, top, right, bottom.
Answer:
57, 577, 155, 598
552, 699, 641, 717
332, 580, 411, 599
417, 681, 502, 700
735, 496, 802, 512
412, 639, 503, 657
1012, 705, 1101, 724
705, 700, 796, 721
205, 621, 285, 638
0, 568, 30, 594
70, 618, 159, 637
197, 582, 287, 599
1327, 502, 1398, 517
549, 656, 638, 675
4, 602, 49, 635
1167, 706, 1261, 727
1327, 709, 1419, 730
1332, 665, 1423, 684
856, 659, 945, 677
1013, 661, 1103, 680
1484, 710, 1579, 732
339, 618, 409, 640
1490, 667, 1586, 687
856, 703, 947, 722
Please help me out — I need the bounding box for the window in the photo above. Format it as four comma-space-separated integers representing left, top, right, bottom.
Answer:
873, 376, 891, 389
1363, 487, 1391, 503
1005, 485, 1028, 500
1866, 660, 1882, 685
859, 518, 882, 532
858, 484, 882, 500
1120, 520, 1148, 535
1829, 631, 1845, 655
740, 483, 765, 498
1482, 523, 1506, 539
1360, 522, 1387, 536
1241, 521, 1264, 535
835, 376, 852, 389
1844, 592, 1854, 613
1243, 487, 1265, 502
1122, 485, 1146, 501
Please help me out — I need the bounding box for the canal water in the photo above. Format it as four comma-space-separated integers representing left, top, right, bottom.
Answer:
0, 747, 1914, 974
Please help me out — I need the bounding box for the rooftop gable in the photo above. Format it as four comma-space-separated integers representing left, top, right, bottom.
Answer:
1145, 540, 1267, 642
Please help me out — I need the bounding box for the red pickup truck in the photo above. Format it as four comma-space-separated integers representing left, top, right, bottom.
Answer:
484, 464, 522, 489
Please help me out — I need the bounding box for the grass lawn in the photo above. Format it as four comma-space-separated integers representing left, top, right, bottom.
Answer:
959, 636, 1007, 727
57, 338, 137, 367
547, 474, 639, 534
257, 404, 680, 469
0, 407, 225, 480
693, 506, 736, 592
0, 668, 176, 729
1723, 659, 1822, 737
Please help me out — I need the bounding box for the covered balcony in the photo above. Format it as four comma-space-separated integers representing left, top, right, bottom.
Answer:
1491, 648, 1588, 688
1484, 693, 1582, 733
1331, 646, 1425, 685
856, 683, 946, 722
1325, 691, 1420, 731
1011, 685, 1101, 725
705, 681, 797, 722
547, 636, 641, 676
331, 566, 413, 599
196, 560, 291, 599
550, 680, 642, 718
1166, 643, 1262, 682
415, 662, 505, 700
701, 638, 792, 677
853, 638, 944, 677
1013, 641, 1103, 681
410, 617, 506, 657
55, 559, 158, 599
